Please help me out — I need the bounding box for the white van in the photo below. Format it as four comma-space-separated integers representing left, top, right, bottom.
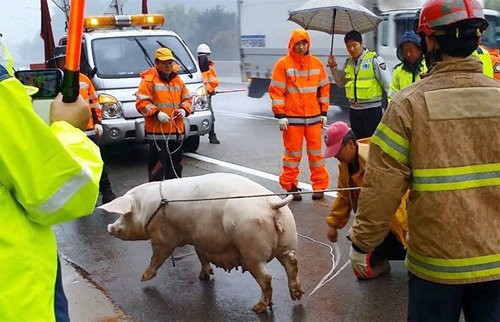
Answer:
61, 14, 213, 152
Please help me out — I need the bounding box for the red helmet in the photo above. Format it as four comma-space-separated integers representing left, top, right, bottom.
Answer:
417, 0, 488, 36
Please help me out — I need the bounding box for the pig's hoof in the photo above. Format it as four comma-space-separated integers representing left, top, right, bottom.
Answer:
209, 267, 214, 275
252, 301, 269, 314
199, 271, 211, 281
290, 286, 305, 301
141, 270, 156, 282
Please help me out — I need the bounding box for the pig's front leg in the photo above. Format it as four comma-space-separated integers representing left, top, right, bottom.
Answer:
277, 250, 304, 301
195, 249, 214, 281
141, 238, 176, 282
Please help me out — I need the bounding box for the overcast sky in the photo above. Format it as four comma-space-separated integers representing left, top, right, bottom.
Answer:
1, 0, 237, 68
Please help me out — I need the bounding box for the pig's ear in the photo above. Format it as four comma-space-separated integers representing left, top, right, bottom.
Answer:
98, 195, 133, 215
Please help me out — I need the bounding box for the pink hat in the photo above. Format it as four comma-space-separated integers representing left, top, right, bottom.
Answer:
324, 121, 351, 158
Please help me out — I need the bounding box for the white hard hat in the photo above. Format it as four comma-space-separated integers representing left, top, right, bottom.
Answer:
197, 43, 211, 55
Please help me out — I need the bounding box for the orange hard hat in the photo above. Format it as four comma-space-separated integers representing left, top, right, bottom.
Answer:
417, 0, 488, 36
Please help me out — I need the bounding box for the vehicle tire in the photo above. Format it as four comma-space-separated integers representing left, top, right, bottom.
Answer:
183, 135, 200, 153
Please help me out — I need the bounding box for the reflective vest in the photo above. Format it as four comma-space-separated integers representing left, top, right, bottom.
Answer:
344, 51, 383, 102
79, 73, 101, 133
136, 67, 192, 136
0, 75, 102, 321
472, 46, 494, 78
201, 61, 219, 94
388, 60, 427, 101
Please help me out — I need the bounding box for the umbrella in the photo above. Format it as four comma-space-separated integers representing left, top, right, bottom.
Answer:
288, 0, 382, 54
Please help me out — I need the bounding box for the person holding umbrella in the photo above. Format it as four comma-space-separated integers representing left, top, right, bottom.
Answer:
388, 31, 427, 102
269, 29, 330, 200
328, 30, 391, 139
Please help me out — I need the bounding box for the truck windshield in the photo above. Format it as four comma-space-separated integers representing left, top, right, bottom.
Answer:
91, 35, 197, 78
483, 14, 500, 50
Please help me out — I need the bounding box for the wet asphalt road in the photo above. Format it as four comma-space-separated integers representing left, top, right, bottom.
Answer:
53, 81, 408, 321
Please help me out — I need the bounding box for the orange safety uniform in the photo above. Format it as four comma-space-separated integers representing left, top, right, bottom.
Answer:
201, 61, 219, 94
487, 47, 500, 81
136, 66, 192, 139
269, 29, 330, 191
79, 73, 101, 135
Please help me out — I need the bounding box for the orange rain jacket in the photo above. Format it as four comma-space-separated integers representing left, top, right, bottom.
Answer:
136, 67, 192, 135
487, 47, 500, 80
269, 29, 330, 125
79, 73, 101, 132
202, 61, 219, 94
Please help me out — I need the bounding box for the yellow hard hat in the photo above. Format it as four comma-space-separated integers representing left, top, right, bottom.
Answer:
155, 47, 175, 61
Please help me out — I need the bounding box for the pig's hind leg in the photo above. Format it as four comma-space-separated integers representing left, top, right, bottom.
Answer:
277, 250, 304, 301
195, 249, 214, 281
141, 238, 176, 282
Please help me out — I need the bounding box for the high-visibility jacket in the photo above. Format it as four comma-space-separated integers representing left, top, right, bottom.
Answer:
79, 73, 101, 134
136, 67, 192, 137
344, 51, 383, 102
487, 47, 500, 80
327, 138, 408, 248
472, 46, 494, 78
269, 29, 330, 125
202, 61, 219, 94
388, 59, 427, 102
0, 72, 102, 321
349, 56, 500, 285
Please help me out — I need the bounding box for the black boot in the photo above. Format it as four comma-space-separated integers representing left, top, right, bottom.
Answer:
101, 186, 117, 204
209, 134, 220, 144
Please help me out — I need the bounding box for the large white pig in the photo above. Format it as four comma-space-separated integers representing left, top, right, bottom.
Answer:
99, 173, 304, 313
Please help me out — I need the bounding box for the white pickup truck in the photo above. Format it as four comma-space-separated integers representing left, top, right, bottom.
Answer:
59, 14, 213, 152
239, 0, 500, 106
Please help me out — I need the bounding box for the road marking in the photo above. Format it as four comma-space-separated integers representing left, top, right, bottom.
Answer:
184, 152, 337, 197
218, 110, 276, 121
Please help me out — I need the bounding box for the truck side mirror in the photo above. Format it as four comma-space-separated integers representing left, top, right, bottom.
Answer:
198, 54, 210, 73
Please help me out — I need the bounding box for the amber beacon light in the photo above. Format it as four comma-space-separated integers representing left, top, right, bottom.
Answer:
62, 0, 86, 103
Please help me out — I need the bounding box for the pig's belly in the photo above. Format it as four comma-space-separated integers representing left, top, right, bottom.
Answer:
198, 246, 242, 271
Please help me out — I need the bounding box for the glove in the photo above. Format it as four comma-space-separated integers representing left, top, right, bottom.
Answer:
172, 109, 186, 119
321, 116, 327, 127
94, 124, 103, 138
349, 245, 373, 278
157, 111, 170, 123
278, 118, 289, 131
327, 226, 338, 243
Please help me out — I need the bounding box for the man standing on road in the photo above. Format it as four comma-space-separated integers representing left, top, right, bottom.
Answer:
197, 43, 221, 144
269, 29, 330, 200
0, 38, 103, 321
324, 121, 408, 279
388, 32, 427, 102
348, 0, 500, 320
328, 30, 391, 139
51, 46, 117, 204
136, 47, 192, 181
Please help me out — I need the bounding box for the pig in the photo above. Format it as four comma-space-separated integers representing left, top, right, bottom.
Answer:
99, 173, 304, 313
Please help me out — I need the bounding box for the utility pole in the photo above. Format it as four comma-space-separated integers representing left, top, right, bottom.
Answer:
104, 0, 125, 15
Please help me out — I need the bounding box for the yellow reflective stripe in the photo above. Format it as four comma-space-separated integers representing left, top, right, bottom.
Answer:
288, 86, 318, 94
286, 68, 320, 77
412, 163, 500, 192
406, 249, 500, 280
371, 122, 409, 165
272, 99, 285, 105
319, 97, 329, 103
310, 159, 325, 167
136, 93, 152, 100
318, 78, 329, 87
285, 149, 301, 157
79, 82, 89, 89
154, 84, 183, 91
306, 149, 322, 155
158, 102, 177, 109
283, 161, 300, 168
90, 103, 100, 109
270, 80, 286, 88
89, 93, 98, 100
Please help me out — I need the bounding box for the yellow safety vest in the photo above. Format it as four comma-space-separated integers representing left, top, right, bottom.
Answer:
344, 51, 383, 102
388, 60, 427, 102
473, 46, 494, 78
0, 74, 103, 321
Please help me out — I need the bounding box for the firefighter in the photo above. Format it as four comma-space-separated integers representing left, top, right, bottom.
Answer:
197, 43, 220, 144
136, 47, 192, 181
328, 30, 391, 139
348, 0, 500, 320
269, 29, 330, 200
0, 37, 102, 321
50, 46, 117, 204
324, 121, 408, 279
388, 31, 427, 102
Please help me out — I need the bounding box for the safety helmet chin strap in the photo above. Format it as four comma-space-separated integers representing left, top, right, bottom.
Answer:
419, 33, 443, 67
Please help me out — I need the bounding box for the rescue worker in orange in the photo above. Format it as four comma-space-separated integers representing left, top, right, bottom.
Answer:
51, 46, 117, 203
197, 43, 220, 144
136, 48, 192, 181
269, 29, 330, 200
324, 121, 408, 279
349, 0, 500, 320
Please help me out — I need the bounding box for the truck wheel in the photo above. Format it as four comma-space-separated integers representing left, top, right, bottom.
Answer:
183, 135, 200, 153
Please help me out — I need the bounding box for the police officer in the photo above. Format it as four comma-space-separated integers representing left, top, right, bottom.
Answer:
328, 30, 391, 139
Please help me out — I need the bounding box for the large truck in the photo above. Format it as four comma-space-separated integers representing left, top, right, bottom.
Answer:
239, 0, 500, 105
